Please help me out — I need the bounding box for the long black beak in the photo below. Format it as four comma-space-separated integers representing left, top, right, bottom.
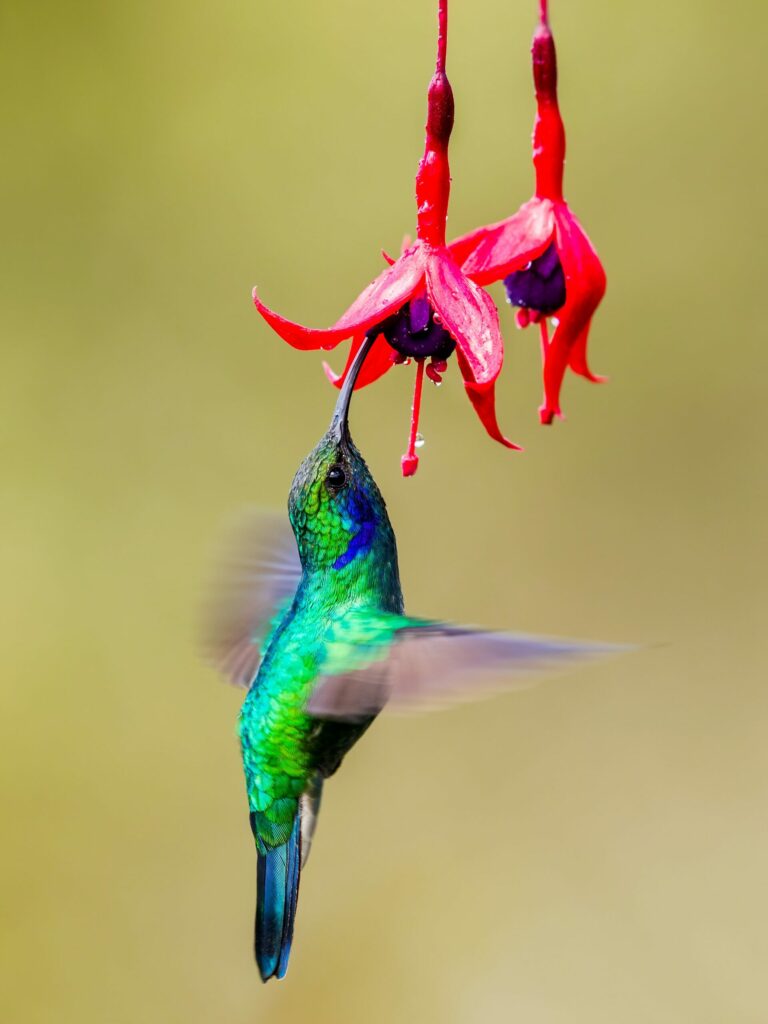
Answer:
329, 334, 377, 443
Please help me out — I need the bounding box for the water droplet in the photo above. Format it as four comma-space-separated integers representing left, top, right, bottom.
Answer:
551, 316, 560, 327
415, 433, 426, 449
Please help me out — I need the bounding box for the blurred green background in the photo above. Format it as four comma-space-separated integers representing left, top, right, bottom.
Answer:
2, 0, 767, 1020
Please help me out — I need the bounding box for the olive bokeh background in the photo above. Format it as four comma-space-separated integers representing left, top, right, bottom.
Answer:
2, 1, 766, 1021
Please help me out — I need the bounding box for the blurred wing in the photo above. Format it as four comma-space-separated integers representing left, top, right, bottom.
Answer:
200, 510, 302, 687
307, 621, 626, 721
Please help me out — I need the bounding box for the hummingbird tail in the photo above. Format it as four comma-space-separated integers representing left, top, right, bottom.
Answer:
254, 813, 302, 982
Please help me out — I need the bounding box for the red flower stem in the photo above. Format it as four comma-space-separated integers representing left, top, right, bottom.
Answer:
415, 0, 454, 248
402, 359, 426, 476
538, 0, 549, 27
437, 0, 448, 74
539, 318, 550, 361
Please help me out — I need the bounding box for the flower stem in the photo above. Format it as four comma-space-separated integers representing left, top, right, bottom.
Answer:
401, 358, 426, 477
436, 0, 448, 74
539, 0, 549, 27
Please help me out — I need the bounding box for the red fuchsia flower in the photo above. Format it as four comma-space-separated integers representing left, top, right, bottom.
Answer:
252, 0, 519, 476
452, 0, 607, 425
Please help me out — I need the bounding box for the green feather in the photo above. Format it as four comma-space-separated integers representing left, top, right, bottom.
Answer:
239, 428, 403, 851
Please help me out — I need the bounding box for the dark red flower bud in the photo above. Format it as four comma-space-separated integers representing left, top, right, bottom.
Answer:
426, 71, 455, 145
532, 24, 557, 104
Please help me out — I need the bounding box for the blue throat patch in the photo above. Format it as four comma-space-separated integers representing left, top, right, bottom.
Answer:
332, 520, 375, 570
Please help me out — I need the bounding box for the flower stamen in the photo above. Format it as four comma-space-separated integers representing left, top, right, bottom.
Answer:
426, 357, 448, 384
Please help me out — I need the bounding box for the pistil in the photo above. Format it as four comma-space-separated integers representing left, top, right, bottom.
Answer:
401, 359, 427, 477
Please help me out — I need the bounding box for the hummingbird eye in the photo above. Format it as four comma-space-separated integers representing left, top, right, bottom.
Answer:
325, 464, 346, 490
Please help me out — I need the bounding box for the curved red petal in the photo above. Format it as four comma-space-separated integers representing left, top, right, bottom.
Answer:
332, 244, 426, 332
547, 205, 607, 401
252, 289, 347, 351
554, 206, 606, 317
458, 198, 556, 285
379, 234, 413, 268
568, 318, 608, 383
539, 326, 570, 424
447, 223, 495, 269
322, 333, 394, 391
425, 251, 504, 388
322, 361, 341, 385
252, 244, 426, 352
463, 378, 522, 451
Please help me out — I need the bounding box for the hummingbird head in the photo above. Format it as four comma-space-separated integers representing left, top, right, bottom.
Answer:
288, 336, 398, 575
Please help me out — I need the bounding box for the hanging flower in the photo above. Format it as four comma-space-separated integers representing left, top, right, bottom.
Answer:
452, 0, 607, 425
253, 0, 519, 476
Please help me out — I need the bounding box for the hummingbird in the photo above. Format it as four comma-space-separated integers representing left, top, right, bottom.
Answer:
204, 337, 617, 981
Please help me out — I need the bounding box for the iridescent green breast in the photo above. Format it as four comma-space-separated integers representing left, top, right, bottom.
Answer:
240, 426, 403, 851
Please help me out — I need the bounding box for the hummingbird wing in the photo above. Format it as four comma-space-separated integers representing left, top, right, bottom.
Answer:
307, 616, 627, 721
200, 511, 302, 687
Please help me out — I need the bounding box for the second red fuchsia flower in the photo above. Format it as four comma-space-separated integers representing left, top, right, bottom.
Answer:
253, 0, 518, 476
453, 0, 607, 425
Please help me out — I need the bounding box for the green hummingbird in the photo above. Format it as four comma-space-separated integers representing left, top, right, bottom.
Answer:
204, 337, 616, 981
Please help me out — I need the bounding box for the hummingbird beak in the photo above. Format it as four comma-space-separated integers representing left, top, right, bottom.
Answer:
329, 333, 377, 443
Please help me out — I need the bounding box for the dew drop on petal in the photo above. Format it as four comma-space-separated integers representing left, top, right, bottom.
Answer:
414, 433, 426, 449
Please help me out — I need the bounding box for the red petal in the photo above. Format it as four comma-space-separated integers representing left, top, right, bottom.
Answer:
568, 317, 607, 383
539, 205, 606, 420
463, 378, 522, 451
380, 234, 413, 268
554, 206, 606, 320
252, 244, 426, 352
457, 198, 556, 285
539, 326, 569, 424
252, 289, 340, 351
425, 250, 504, 388
322, 333, 394, 391
333, 244, 426, 332
447, 223, 494, 269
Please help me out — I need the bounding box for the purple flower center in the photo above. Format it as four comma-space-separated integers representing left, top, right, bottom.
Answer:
379, 295, 456, 360
503, 242, 566, 314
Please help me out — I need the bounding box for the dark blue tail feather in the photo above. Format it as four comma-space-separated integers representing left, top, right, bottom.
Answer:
254, 814, 302, 981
